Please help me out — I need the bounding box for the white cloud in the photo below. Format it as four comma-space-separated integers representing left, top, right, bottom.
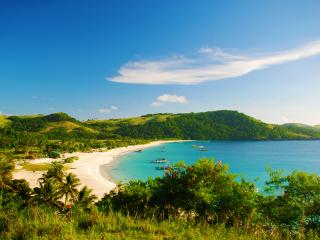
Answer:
151, 94, 188, 107
98, 105, 118, 113
280, 116, 291, 124
98, 108, 111, 113
108, 40, 320, 85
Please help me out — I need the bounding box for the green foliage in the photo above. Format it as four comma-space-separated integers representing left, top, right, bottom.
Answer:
64, 156, 79, 163
76, 186, 97, 211
283, 123, 320, 138
88, 110, 320, 140
0, 110, 319, 161
100, 159, 257, 225
48, 150, 61, 158
0, 157, 14, 190
0, 115, 11, 128
21, 162, 50, 171
261, 170, 320, 232
2, 155, 320, 238
99, 158, 320, 237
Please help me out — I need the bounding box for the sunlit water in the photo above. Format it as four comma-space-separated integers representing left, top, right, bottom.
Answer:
105, 140, 320, 190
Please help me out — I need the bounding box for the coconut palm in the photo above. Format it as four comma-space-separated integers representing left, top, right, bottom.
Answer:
60, 173, 80, 207
0, 157, 14, 190
33, 180, 63, 208
39, 161, 64, 185
76, 186, 97, 210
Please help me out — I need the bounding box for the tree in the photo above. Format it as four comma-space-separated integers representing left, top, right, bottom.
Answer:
60, 173, 80, 207
0, 157, 14, 190
76, 186, 97, 211
261, 170, 320, 232
33, 180, 63, 208
39, 161, 64, 185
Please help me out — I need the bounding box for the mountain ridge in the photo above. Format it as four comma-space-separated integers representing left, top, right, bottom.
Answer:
1, 110, 319, 140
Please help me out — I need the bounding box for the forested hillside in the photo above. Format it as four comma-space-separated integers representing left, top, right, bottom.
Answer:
1, 110, 320, 141
0, 111, 319, 159
86, 110, 320, 140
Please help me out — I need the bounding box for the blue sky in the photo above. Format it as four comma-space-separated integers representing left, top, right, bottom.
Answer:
1, 0, 320, 124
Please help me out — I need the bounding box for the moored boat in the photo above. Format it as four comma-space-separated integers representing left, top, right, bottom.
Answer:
151, 158, 170, 163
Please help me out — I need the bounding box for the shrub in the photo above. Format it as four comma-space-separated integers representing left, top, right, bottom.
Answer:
48, 151, 61, 159
64, 156, 79, 163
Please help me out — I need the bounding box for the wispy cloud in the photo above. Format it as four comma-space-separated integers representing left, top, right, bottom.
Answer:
98, 108, 111, 113
108, 40, 320, 85
151, 94, 188, 107
98, 105, 118, 113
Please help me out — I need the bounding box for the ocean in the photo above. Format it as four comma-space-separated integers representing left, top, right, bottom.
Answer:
106, 140, 320, 190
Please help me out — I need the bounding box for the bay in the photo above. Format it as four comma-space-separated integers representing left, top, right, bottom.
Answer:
107, 140, 320, 190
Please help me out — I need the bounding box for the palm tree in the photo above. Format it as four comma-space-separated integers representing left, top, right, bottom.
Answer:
33, 180, 63, 208
0, 158, 14, 190
39, 161, 64, 185
11, 179, 32, 204
60, 173, 80, 207
76, 186, 97, 210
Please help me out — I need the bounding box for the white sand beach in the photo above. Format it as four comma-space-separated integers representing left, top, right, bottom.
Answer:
14, 140, 179, 199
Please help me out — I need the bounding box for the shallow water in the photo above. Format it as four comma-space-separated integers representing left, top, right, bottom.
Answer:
107, 140, 320, 190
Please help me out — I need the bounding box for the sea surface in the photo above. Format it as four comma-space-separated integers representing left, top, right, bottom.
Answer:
106, 140, 320, 190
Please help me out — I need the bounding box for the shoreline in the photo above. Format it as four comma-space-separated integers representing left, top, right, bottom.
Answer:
13, 140, 184, 199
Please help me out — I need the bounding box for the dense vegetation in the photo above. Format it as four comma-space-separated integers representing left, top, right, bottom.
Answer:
0, 112, 149, 159
1, 110, 320, 238
2, 156, 320, 239
92, 111, 320, 140
0, 111, 319, 159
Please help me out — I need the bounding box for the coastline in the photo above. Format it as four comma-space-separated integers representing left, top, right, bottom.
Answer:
13, 140, 182, 199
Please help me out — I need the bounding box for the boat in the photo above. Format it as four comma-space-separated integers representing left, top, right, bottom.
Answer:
193, 145, 206, 149
135, 149, 142, 152
200, 148, 208, 152
151, 158, 170, 163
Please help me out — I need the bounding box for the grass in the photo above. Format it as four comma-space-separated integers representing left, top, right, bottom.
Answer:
43, 121, 80, 132
64, 156, 79, 163
21, 162, 70, 171
2, 206, 312, 240
0, 115, 11, 127
86, 114, 177, 127
21, 162, 51, 171
41, 121, 99, 133
12, 114, 44, 119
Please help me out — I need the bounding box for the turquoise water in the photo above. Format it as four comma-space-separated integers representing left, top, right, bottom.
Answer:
107, 140, 320, 190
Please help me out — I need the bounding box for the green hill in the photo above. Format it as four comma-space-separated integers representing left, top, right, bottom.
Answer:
5, 112, 95, 137
86, 110, 320, 140
1, 110, 319, 140
0, 115, 11, 127
282, 123, 320, 138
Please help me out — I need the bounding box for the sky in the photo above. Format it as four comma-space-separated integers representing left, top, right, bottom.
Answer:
1, 0, 320, 124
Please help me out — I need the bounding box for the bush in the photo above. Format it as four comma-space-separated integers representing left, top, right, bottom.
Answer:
98, 158, 258, 224
48, 151, 61, 159
64, 156, 79, 163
